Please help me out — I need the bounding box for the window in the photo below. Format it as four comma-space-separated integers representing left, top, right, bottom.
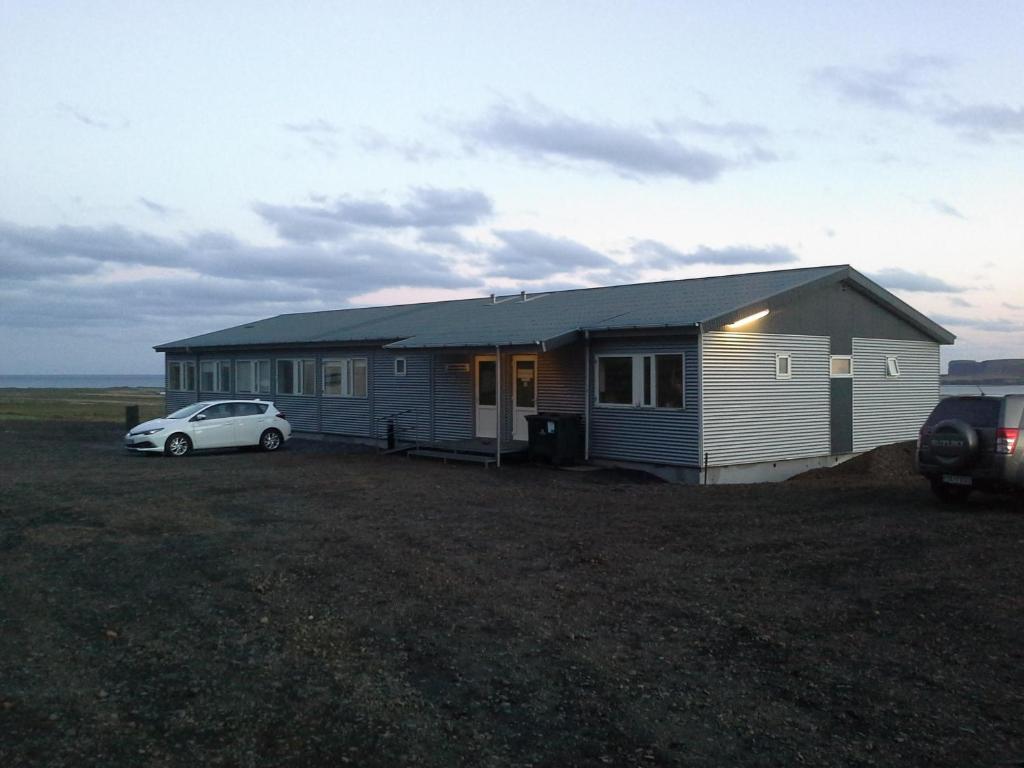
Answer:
394, 357, 407, 376
198, 403, 233, 420
830, 355, 853, 377
775, 354, 792, 380
596, 354, 685, 408
277, 359, 316, 395
168, 361, 196, 391
323, 357, 368, 398
597, 356, 634, 405
236, 360, 271, 394
199, 360, 231, 392
233, 402, 268, 417
886, 356, 901, 377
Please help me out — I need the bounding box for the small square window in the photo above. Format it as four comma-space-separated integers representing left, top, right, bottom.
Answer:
830, 355, 853, 377
394, 358, 407, 376
775, 354, 792, 379
886, 356, 901, 377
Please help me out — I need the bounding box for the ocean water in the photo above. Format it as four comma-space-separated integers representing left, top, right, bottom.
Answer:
0, 374, 164, 389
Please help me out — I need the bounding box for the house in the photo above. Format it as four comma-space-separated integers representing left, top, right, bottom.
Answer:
154, 264, 954, 482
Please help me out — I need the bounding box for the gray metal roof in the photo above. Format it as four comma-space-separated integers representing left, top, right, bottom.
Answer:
154, 264, 954, 351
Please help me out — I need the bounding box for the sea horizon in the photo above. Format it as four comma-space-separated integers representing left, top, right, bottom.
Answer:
0, 374, 164, 389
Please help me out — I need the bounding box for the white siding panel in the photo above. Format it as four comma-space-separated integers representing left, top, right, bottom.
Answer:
702, 332, 830, 466
852, 338, 939, 452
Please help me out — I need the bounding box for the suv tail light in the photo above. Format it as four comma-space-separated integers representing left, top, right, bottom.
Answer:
276, 412, 288, 420
996, 428, 1019, 454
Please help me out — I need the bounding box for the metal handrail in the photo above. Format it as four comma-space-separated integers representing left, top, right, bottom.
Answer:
372, 408, 414, 423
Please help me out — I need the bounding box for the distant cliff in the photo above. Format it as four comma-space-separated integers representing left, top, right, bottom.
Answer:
944, 358, 1024, 384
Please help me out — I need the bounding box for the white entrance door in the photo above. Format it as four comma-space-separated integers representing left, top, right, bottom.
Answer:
475, 356, 497, 438
512, 355, 537, 441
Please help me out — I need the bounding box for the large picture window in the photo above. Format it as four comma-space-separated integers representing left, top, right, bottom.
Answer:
236, 360, 271, 394
168, 361, 196, 392
323, 357, 368, 398
199, 360, 231, 392
277, 359, 316, 396
597, 353, 685, 408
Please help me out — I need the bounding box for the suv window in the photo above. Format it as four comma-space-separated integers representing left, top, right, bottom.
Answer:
233, 402, 268, 417
926, 397, 1001, 427
200, 404, 234, 420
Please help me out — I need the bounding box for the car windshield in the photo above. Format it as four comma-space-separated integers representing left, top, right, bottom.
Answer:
167, 402, 211, 419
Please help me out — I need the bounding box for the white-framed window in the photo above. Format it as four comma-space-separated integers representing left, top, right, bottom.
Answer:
830, 355, 853, 378
277, 359, 316, 396
168, 361, 196, 391
199, 360, 231, 392
323, 357, 368, 398
775, 353, 792, 380
596, 353, 684, 408
394, 357, 407, 376
885, 356, 901, 378
236, 360, 271, 394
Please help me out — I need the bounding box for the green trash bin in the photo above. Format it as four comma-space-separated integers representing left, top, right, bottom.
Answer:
525, 413, 583, 466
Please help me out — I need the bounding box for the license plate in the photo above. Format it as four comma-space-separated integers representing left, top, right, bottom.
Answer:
942, 474, 972, 486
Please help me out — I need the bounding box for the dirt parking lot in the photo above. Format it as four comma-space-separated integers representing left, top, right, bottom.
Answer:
2, 419, 1023, 767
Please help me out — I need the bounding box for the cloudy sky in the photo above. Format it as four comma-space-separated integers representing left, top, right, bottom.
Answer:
2, 1, 1022, 373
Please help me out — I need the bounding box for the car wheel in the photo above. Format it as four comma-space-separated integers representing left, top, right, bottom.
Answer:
165, 433, 192, 457
930, 478, 972, 504
259, 428, 283, 452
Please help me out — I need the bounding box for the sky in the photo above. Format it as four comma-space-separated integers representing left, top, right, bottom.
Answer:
2, 1, 1022, 374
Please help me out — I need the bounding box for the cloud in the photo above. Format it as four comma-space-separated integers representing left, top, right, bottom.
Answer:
930, 198, 965, 219
417, 226, 478, 252
138, 197, 178, 217
356, 128, 443, 162
631, 240, 799, 268
935, 103, 1024, 141
486, 229, 614, 279
867, 267, 964, 293
254, 187, 493, 242
282, 118, 342, 157
56, 102, 129, 130
813, 54, 951, 111
949, 297, 973, 308
465, 102, 739, 181
931, 314, 1024, 333
1004, 302, 1024, 311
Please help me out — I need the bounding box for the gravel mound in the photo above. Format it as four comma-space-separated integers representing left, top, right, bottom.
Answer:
791, 440, 917, 483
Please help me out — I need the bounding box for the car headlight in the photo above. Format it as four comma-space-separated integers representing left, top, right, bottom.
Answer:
134, 427, 165, 436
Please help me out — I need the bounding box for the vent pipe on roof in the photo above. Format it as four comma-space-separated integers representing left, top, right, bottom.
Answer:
490, 293, 496, 304
520, 290, 526, 302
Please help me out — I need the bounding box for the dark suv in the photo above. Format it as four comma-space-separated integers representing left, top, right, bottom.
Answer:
917, 395, 1023, 502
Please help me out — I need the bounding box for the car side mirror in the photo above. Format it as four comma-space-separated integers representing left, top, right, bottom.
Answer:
191, 413, 207, 422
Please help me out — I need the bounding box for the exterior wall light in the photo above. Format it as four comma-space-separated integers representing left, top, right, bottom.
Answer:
724, 309, 769, 329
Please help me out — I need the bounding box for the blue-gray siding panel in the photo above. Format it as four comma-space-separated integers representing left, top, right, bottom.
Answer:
373, 351, 432, 441
273, 395, 319, 432
537, 343, 586, 414
433, 355, 474, 441
589, 338, 700, 466
320, 397, 371, 436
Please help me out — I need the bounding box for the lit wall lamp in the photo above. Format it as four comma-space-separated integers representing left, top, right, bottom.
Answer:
724, 309, 769, 329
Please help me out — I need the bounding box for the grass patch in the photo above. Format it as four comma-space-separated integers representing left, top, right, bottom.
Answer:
0, 388, 165, 423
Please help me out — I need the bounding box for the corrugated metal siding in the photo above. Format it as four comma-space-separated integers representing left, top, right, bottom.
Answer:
433, 354, 474, 441
852, 338, 939, 451
373, 352, 432, 441
589, 337, 700, 466
320, 349, 372, 437
272, 395, 319, 432
702, 331, 830, 466
537, 342, 586, 414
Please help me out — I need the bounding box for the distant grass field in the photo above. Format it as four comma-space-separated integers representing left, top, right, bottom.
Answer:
0, 388, 165, 423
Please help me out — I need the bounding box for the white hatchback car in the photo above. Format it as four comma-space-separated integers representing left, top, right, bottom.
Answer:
124, 400, 292, 457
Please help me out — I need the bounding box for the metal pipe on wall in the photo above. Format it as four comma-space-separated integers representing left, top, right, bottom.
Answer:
495, 344, 501, 468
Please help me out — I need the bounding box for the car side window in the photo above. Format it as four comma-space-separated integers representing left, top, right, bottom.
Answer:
201, 404, 233, 420
234, 403, 264, 417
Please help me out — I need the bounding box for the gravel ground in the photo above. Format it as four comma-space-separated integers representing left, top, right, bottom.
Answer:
1, 420, 1023, 767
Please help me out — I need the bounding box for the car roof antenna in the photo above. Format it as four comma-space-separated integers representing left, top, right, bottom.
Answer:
976, 383, 987, 396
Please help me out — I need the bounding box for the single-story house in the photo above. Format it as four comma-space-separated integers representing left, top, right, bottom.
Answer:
154, 264, 954, 482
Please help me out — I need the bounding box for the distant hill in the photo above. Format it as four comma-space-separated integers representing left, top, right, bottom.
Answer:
943, 358, 1024, 385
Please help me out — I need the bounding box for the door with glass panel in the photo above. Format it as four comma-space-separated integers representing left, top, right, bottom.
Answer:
475, 356, 497, 438
512, 355, 537, 441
